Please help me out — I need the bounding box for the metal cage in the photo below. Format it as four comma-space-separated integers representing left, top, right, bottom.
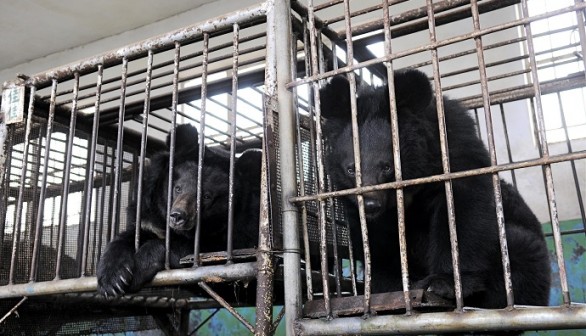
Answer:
1, 0, 586, 335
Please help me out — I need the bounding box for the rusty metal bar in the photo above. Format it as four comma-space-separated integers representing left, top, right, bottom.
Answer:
350, 0, 521, 55
110, 58, 128, 244
273, 0, 302, 334
198, 282, 255, 334
12, 84, 35, 283
470, 0, 514, 308
461, 72, 586, 109
425, 0, 464, 311
23, 3, 269, 88
286, 2, 586, 89
29, 80, 58, 282
555, 91, 586, 234
342, 0, 373, 316
0, 297, 27, 324
520, 0, 571, 306
498, 103, 518, 188
306, 0, 332, 318
55, 72, 80, 279
326, 196, 342, 298
226, 23, 240, 263
298, 18, 315, 302
80, 65, 104, 275
165, 42, 181, 270
53, 31, 267, 100
255, 140, 275, 336
575, 0, 586, 80
382, 0, 412, 314
271, 306, 286, 334
134, 50, 154, 252
193, 33, 210, 267
296, 305, 586, 335
190, 33, 210, 268
290, 150, 586, 203
0, 262, 257, 299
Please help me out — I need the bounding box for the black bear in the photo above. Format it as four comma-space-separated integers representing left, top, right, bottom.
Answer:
97, 124, 261, 298
320, 70, 550, 311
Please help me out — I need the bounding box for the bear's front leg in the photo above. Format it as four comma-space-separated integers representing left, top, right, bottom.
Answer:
97, 229, 137, 298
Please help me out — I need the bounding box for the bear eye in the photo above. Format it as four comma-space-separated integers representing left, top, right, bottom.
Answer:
174, 185, 182, 194
203, 192, 212, 200
382, 165, 392, 173
346, 165, 355, 176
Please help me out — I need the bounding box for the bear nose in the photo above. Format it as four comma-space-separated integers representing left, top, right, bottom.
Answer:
364, 198, 382, 214
170, 210, 186, 226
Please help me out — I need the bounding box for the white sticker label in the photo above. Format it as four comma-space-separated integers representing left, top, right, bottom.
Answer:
1, 85, 25, 125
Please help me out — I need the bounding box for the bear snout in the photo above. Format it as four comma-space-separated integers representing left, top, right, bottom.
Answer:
169, 209, 188, 229
362, 191, 386, 219
364, 198, 382, 214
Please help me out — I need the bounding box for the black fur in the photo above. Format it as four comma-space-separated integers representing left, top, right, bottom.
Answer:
320, 70, 551, 315
97, 124, 261, 298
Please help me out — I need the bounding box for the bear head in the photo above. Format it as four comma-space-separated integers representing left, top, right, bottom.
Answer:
139, 124, 231, 239
320, 69, 436, 220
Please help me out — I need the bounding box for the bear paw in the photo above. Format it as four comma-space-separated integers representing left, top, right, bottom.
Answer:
97, 251, 135, 299
413, 274, 456, 299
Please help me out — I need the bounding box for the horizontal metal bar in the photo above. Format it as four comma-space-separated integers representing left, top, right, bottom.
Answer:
295, 305, 586, 335
19, 3, 269, 88
286, 2, 586, 88
290, 150, 586, 203
0, 262, 257, 299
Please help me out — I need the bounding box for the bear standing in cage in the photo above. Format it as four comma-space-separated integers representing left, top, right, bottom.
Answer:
320, 69, 551, 311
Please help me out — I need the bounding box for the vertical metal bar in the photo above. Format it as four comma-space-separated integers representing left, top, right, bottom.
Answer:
166, 42, 181, 270
10, 85, 36, 283
0, 130, 13, 243
135, 50, 154, 252
77, 132, 92, 275
194, 34, 210, 267
30, 80, 56, 282
343, 209, 358, 296
27, 127, 43, 244
273, 0, 302, 333
255, 143, 274, 336
342, 0, 373, 316
382, 0, 412, 314
498, 103, 518, 188
520, 0, 570, 305
55, 72, 81, 279
299, 18, 315, 301
226, 23, 240, 263
574, 0, 586, 80
307, 0, 333, 318
331, 44, 358, 297
425, 0, 464, 311
111, 58, 129, 242
106, 141, 116, 244
80, 65, 104, 276
96, 143, 109, 260
470, 0, 514, 308
555, 92, 586, 235
326, 195, 342, 297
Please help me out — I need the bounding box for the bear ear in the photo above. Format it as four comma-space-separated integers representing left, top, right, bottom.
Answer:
319, 75, 352, 120
393, 69, 433, 112
166, 124, 200, 152
235, 148, 262, 184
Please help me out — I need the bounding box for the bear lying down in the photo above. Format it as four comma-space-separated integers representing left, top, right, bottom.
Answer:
320, 70, 551, 311
97, 124, 261, 298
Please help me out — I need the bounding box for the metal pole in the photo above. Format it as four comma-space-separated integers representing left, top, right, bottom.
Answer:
272, 0, 302, 334
296, 306, 586, 335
